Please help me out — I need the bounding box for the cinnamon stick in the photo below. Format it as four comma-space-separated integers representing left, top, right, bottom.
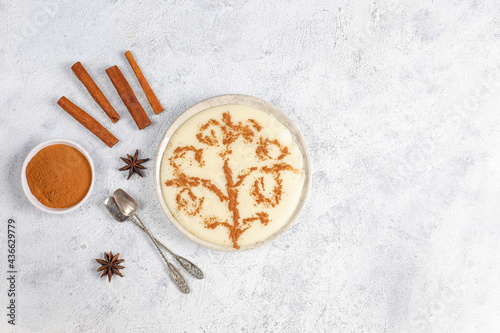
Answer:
105, 65, 151, 130
57, 97, 119, 148
71, 62, 120, 123
124, 51, 164, 114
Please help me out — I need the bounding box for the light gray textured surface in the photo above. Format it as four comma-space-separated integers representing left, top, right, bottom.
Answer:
1, 0, 500, 332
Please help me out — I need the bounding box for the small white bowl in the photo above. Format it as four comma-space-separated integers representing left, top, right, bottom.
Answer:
21, 139, 95, 214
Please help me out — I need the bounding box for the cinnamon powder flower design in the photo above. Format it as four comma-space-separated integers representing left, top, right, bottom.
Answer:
165, 112, 299, 249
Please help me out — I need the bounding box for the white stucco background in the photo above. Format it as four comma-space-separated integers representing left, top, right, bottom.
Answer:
1, 0, 500, 332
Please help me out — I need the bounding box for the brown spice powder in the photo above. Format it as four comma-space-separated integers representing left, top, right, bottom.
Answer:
256, 137, 290, 161
26, 144, 92, 208
176, 188, 204, 216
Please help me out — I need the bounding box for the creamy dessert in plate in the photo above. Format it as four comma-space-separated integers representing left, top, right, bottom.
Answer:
160, 103, 306, 249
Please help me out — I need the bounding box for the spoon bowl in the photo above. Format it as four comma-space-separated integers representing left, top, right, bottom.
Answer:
113, 189, 139, 217
104, 196, 129, 222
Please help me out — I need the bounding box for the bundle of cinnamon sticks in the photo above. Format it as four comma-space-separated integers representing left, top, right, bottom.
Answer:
57, 51, 164, 148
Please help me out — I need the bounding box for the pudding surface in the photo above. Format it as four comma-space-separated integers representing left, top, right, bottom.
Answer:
160, 104, 304, 249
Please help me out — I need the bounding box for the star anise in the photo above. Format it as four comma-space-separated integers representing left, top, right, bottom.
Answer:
95, 252, 125, 282
119, 149, 149, 179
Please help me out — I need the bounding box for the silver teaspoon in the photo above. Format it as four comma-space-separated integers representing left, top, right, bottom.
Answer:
112, 189, 203, 280
104, 193, 200, 294
104, 197, 204, 279
104, 195, 190, 293
105, 196, 203, 280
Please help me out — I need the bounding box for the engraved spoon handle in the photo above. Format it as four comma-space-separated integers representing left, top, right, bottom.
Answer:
131, 220, 204, 279
167, 262, 190, 293
172, 254, 204, 279
132, 214, 190, 294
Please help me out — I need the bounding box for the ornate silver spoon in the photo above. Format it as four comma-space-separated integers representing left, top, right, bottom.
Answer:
111, 189, 204, 280
104, 191, 203, 293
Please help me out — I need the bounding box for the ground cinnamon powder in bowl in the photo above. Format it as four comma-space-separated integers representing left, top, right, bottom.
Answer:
26, 144, 92, 209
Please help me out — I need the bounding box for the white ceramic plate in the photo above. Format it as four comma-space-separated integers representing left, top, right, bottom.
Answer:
154, 95, 311, 251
